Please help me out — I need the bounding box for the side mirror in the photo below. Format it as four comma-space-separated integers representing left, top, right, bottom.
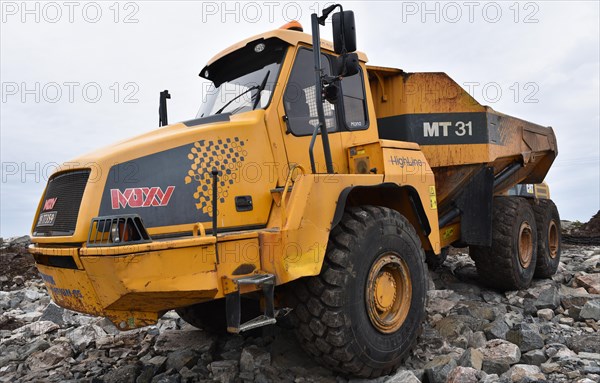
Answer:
334, 53, 360, 77
332, 11, 356, 54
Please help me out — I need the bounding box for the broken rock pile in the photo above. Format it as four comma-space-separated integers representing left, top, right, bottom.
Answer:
0, 235, 599, 382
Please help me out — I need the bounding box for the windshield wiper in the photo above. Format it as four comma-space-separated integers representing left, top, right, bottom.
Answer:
214, 70, 271, 115
252, 70, 271, 110
214, 85, 260, 115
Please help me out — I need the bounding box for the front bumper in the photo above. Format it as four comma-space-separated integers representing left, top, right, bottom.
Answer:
29, 234, 239, 330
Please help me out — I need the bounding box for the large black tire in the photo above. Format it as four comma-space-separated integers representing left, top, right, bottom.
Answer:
531, 199, 561, 278
471, 197, 538, 291
289, 206, 428, 378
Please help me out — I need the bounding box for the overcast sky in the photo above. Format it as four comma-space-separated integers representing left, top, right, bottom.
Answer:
1, 0, 599, 237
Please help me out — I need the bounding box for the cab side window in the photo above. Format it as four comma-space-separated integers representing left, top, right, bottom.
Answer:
340, 69, 368, 130
283, 48, 338, 136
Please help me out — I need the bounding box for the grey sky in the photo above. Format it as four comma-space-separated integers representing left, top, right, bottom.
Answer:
1, 0, 599, 237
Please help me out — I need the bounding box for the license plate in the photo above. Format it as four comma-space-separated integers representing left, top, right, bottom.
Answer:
37, 212, 57, 227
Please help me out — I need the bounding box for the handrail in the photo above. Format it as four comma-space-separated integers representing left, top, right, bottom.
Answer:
192, 222, 207, 237
280, 164, 306, 226
308, 123, 320, 173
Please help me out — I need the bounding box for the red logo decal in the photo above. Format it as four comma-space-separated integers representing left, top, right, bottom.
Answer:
110, 186, 175, 209
43, 197, 57, 211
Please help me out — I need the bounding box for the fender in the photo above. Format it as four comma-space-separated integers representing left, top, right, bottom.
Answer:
331, 182, 432, 237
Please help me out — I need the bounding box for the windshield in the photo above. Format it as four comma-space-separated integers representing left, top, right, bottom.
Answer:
197, 38, 287, 118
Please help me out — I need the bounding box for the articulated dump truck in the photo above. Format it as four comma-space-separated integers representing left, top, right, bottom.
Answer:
29, 6, 560, 377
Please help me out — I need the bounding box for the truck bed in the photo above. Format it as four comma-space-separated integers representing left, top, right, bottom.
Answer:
367, 66, 558, 213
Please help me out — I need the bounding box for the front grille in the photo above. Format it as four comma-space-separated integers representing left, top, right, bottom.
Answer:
34, 170, 90, 236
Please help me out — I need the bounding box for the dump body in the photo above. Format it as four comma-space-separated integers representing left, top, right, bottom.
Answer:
367, 66, 558, 215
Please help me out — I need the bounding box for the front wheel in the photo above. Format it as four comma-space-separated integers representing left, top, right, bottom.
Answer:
289, 206, 428, 378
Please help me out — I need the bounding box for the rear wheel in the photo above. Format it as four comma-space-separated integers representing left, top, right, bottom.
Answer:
471, 197, 538, 290
289, 206, 428, 378
531, 199, 561, 278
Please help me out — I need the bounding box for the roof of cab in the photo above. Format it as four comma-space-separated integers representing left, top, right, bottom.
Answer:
206, 28, 368, 66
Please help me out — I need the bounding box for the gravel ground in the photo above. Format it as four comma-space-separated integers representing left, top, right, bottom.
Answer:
1, 230, 599, 383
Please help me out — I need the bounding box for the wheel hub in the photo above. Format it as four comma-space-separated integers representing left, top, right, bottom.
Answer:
518, 221, 533, 268
548, 220, 559, 259
374, 271, 397, 311
366, 253, 412, 334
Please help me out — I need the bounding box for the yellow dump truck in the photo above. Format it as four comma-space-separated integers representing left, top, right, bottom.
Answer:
29, 6, 560, 377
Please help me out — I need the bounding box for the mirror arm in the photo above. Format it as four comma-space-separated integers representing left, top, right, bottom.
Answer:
318, 4, 342, 25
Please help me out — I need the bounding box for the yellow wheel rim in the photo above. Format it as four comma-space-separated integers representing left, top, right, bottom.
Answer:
366, 253, 412, 333
518, 221, 534, 268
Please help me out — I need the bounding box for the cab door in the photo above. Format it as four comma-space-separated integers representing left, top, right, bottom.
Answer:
277, 47, 347, 174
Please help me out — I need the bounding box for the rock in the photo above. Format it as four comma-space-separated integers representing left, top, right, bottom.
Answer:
479, 339, 521, 365
559, 316, 575, 325
534, 286, 560, 310
505, 324, 544, 352
13, 276, 25, 286
165, 349, 198, 371
520, 349, 546, 366
483, 319, 509, 340
482, 360, 511, 375
147, 355, 168, 370
576, 274, 600, 294
434, 315, 478, 340
540, 362, 561, 374
578, 352, 600, 361
504, 364, 545, 382
456, 302, 499, 321
137, 363, 165, 383
209, 360, 238, 383
0, 291, 10, 308
27, 342, 72, 370
7, 236, 30, 247
457, 348, 483, 370
523, 298, 537, 316
446, 366, 479, 383
240, 345, 271, 372
385, 370, 421, 383
568, 334, 600, 353
23, 289, 41, 301
20, 337, 49, 354
39, 303, 65, 326
468, 331, 487, 349
424, 355, 457, 383
560, 285, 598, 309
580, 300, 600, 320
151, 371, 181, 383
154, 330, 215, 354
14, 320, 59, 336
65, 324, 106, 351
537, 308, 554, 321
178, 367, 197, 382
103, 363, 141, 383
